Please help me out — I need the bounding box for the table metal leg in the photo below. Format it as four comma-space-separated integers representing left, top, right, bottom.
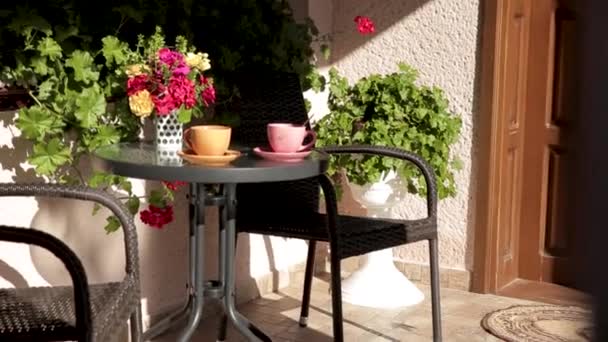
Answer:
142, 296, 192, 340
176, 183, 206, 342
143, 184, 204, 341
221, 184, 272, 342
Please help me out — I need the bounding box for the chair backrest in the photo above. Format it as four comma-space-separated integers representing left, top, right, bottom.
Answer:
217, 71, 320, 216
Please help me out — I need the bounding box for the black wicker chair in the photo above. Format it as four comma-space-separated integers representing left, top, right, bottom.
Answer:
0, 183, 143, 342
218, 72, 442, 342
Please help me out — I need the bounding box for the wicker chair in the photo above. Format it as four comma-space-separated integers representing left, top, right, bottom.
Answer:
0, 183, 142, 342
214, 71, 443, 342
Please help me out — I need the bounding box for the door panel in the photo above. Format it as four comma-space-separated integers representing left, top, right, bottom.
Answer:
519, 0, 578, 287
495, 0, 531, 289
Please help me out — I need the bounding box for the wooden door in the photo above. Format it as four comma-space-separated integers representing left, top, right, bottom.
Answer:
493, 0, 531, 290
473, 0, 582, 294
519, 0, 579, 287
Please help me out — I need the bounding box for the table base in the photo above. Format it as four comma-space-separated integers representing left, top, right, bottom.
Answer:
142, 184, 271, 342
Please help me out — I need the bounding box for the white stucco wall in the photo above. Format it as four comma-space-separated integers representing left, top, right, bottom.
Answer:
307, 0, 481, 271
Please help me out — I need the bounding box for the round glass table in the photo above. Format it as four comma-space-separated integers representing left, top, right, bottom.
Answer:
93, 143, 329, 342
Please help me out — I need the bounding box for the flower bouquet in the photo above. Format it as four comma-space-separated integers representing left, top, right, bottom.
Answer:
126, 40, 216, 152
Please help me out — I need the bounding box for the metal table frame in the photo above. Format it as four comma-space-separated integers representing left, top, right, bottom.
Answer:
93, 143, 329, 341
143, 183, 270, 342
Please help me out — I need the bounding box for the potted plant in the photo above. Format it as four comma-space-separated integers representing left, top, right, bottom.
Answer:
314, 63, 462, 308
0, 25, 214, 231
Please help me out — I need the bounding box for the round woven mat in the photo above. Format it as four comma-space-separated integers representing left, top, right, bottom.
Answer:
481, 304, 593, 342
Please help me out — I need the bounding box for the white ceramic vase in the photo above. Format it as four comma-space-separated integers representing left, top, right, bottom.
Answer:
342, 170, 425, 308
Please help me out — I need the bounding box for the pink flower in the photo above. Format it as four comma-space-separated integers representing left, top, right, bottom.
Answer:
168, 76, 197, 109
140, 204, 174, 229
127, 75, 149, 96
199, 76, 216, 106
152, 92, 176, 115
158, 48, 185, 67
354, 16, 375, 35
162, 180, 188, 191
172, 65, 191, 76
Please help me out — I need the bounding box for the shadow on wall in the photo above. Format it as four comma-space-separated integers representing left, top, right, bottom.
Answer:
329, 0, 432, 64
0, 260, 28, 288
463, 0, 485, 274
0, 111, 44, 183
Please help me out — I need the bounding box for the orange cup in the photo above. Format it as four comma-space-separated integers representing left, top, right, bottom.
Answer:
183, 125, 232, 156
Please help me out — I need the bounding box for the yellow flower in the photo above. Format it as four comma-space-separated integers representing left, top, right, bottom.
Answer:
185, 52, 211, 71
129, 90, 154, 118
126, 64, 148, 77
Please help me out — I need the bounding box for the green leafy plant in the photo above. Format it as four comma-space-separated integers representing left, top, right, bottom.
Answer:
314, 63, 463, 199
0, 0, 328, 102
0, 24, 197, 232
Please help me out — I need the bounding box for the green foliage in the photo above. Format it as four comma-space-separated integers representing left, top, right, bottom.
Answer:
1, 24, 199, 232
315, 63, 463, 199
0, 0, 326, 232
0, 0, 324, 97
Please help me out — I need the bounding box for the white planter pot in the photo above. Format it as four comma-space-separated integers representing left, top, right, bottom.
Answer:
342, 170, 424, 308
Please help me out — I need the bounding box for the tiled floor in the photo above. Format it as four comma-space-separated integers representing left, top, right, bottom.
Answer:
153, 274, 537, 341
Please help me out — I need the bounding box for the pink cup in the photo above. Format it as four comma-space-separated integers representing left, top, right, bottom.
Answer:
267, 123, 317, 153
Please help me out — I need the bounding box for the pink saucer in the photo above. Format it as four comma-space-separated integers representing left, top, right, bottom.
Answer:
253, 147, 312, 162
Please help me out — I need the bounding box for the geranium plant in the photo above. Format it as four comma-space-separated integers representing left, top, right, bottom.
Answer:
0, 25, 212, 231
315, 63, 463, 199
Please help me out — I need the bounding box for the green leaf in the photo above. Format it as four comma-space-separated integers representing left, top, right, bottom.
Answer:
101, 36, 129, 66
117, 177, 133, 195
16, 106, 63, 141
29, 138, 71, 176
75, 87, 106, 128
36, 37, 62, 61
55, 25, 79, 43
90, 172, 119, 189
148, 189, 166, 208
126, 196, 140, 215
92, 203, 102, 215
104, 215, 121, 234
321, 44, 330, 60
83, 126, 121, 151
30, 56, 49, 75
66, 51, 99, 84
37, 79, 55, 100
177, 107, 193, 123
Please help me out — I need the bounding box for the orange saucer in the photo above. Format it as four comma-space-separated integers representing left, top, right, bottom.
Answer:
177, 149, 241, 166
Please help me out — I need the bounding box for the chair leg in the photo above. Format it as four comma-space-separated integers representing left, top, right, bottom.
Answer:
130, 304, 143, 342
329, 249, 344, 342
429, 238, 443, 342
217, 315, 228, 342
299, 240, 317, 327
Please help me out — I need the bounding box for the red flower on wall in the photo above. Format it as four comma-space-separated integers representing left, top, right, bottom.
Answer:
354, 16, 375, 35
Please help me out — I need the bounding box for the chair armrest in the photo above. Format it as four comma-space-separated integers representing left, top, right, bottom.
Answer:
0, 183, 140, 278
0, 225, 92, 336
317, 144, 438, 220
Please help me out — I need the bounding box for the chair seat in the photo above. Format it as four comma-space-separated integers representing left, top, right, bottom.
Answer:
0, 279, 137, 341
238, 213, 437, 259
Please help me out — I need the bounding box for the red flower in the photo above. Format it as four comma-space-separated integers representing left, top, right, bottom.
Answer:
140, 204, 174, 229
168, 76, 197, 109
199, 76, 216, 106
162, 180, 188, 191
354, 16, 375, 35
152, 92, 177, 115
127, 75, 149, 96
158, 48, 185, 67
